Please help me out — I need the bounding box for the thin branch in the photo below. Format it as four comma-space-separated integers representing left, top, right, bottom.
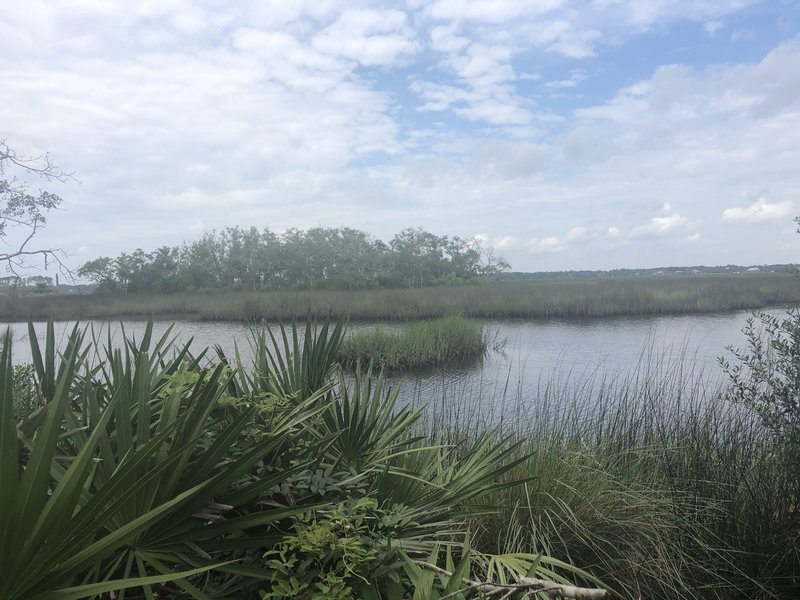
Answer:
414, 560, 607, 599
0, 140, 76, 183
0, 141, 75, 281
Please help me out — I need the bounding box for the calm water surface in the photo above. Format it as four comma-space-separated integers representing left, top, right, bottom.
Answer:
3, 310, 771, 421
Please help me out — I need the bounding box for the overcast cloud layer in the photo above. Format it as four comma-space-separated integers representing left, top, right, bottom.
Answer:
2, 0, 799, 273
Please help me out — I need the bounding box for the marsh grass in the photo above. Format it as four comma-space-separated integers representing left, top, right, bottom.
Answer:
3, 273, 799, 322
434, 352, 800, 599
337, 316, 486, 371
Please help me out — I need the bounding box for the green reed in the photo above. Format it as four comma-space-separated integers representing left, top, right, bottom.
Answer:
337, 316, 486, 371
429, 350, 799, 599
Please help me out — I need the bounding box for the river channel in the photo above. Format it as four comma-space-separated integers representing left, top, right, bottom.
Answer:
3, 309, 779, 423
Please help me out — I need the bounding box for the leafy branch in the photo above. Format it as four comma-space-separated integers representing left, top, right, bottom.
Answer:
0, 140, 76, 276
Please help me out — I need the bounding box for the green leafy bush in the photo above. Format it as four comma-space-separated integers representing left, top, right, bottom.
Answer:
720, 309, 800, 491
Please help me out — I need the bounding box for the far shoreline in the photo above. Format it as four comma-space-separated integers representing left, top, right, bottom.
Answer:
1, 273, 798, 325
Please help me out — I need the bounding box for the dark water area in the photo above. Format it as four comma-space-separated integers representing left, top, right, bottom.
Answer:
3, 309, 771, 422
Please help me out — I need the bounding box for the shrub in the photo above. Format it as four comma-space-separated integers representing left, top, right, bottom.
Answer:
720, 309, 800, 494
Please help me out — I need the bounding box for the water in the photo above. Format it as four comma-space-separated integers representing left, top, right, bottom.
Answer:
2, 310, 769, 421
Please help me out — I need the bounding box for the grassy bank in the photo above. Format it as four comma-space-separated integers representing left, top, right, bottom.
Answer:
337, 316, 486, 371
3, 272, 800, 322
461, 359, 799, 600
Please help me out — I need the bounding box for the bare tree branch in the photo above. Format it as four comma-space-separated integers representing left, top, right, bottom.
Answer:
0, 140, 74, 279
0, 140, 76, 183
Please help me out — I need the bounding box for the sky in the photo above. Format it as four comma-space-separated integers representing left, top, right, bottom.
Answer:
2, 0, 800, 274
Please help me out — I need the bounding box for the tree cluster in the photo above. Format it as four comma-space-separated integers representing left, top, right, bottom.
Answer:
78, 226, 509, 293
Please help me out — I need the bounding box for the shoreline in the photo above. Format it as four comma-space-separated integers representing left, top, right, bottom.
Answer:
1, 273, 798, 324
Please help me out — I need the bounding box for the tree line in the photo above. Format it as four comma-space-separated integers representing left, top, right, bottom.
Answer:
78, 226, 510, 293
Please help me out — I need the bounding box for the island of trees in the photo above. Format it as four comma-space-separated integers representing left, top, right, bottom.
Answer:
77, 226, 509, 293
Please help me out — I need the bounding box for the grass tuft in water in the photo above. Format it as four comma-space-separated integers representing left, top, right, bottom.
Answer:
337, 315, 486, 371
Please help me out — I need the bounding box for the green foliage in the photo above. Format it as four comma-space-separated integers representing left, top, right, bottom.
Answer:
14, 311, 800, 599
77, 225, 508, 294
462, 350, 800, 600
399, 539, 607, 600
2, 316, 559, 598
11, 363, 37, 419
0, 321, 332, 599
320, 366, 425, 471
0, 326, 215, 600
260, 498, 391, 600
224, 318, 344, 403
338, 316, 486, 371
720, 310, 800, 467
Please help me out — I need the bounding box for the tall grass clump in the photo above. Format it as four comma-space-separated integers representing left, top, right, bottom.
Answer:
338, 315, 486, 371
449, 347, 800, 599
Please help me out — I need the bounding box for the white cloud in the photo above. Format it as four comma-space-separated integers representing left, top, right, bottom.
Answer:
590, 0, 759, 29
632, 213, 688, 237
777, 16, 793, 33
429, 24, 470, 53
413, 39, 535, 125
546, 28, 602, 59
495, 235, 520, 250
311, 9, 420, 67
424, 0, 566, 24
526, 236, 566, 254
546, 69, 589, 89
455, 99, 532, 125
686, 232, 701, 242
565, 226, 595, 242
704, 20, 724, 36
576, 38, 800, 124
1, 0, 797, 272
722, 198, 794, 223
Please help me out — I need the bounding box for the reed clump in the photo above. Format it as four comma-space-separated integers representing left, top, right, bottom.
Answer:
337, 315, 485, 371
446, 353, 800, 600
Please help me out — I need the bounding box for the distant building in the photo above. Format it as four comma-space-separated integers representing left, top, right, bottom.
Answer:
0, 276, 22, 288
747, 267, 761, 272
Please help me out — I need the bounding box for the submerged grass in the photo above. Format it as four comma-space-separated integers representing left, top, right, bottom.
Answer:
3, 272, 799, 322
337, 316, 486, 371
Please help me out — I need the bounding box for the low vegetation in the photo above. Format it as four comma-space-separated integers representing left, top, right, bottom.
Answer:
3, 310, 800, 598
466, 369, 799, 599
338, 316, 486, 371
2, 319, 600, 600
2, 272, 798, 322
